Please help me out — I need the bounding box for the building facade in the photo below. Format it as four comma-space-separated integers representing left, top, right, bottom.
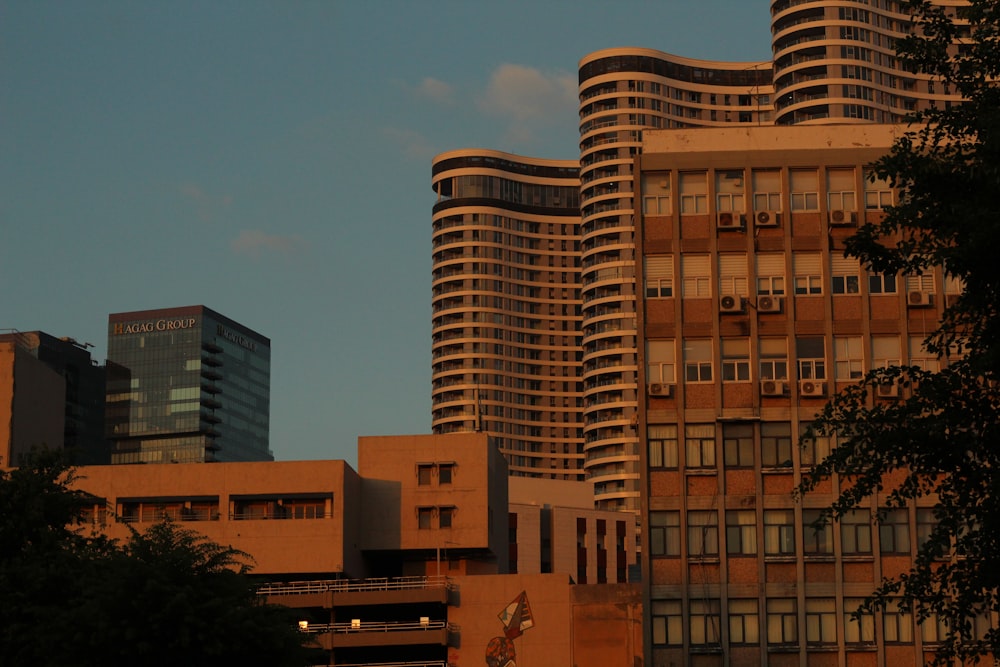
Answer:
105, 305, 271, 464
635, 124, 962, 665
66, 432, 643, 667
433, 1, 969, 517
431, 150, 584, 479
0, 331, 107, 465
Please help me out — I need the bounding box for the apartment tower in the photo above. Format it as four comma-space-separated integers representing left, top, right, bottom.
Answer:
430, 151, 584, 478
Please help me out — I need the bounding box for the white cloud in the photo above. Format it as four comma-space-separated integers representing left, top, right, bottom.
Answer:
382, 126, 436, 161
230, 230, 305, 259
478, 64, 577, 124
414, 77, 454, 105
179, 183, 232, 222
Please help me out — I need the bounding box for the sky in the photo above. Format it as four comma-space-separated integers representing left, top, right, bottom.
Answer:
0, 1, 771, 466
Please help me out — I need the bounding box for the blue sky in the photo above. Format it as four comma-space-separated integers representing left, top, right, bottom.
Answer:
1, 1, 771, 465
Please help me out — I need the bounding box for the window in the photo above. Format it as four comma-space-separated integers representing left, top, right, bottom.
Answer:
719, 254, 749, 296
418, 464, 433, 485
879, 508, 910, 554
905, 272, 935, 295
646, 340, 676, 384
679, 172, 708, 214
827, 167, 857, 210
439, 464, 454, 484
752, 169, 782, 211
868, 272, 898, 294
726, 510, 757, 555
909, 335, 941, 372
721, 338, 751, 382
805, 598, 838, 644
831, 255, 861, 294
844, 598, 875, 644
716, 170, 745, 212
840, 509, 872, 554
800, 429, 832, 467
759, 338, 789, 380
834, 336, 864, 380
756, 254, 785, 296
797, 337, 826, 380
685, 424, 716, 468
681, 254, 711, 298
790, 169, 819, 211
802, 509, 834, 554
723, 423, 754, 468
872, 336, 901, 370
916, 508, 936, 548
763, 509, 795, 556
761, 422, 793, 468
648, 424, 679, 469
864, 171, 893, 209
687, 510, 719, 556
689, 600, 721, 645
645, 256, 674, 297
684, 339, 713, 383
729, 599, 760, 644
767, 599, 798, 644
651, 599, 683, 645
649, 510, 681, 556
642, 172, 672, 215
418, 507, 433, 529
883, 599, 914, 643
920, 612, 949, 645
793, 253, 823, 295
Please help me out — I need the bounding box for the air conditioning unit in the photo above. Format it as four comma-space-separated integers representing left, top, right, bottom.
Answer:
908, 290, 932, 307
829, 210, 856, 226
754, 210, 780, 227
718, 212, 743, 229
757, 295, 783, 313
648, 383, 672, 397
799, 380, 827, 397
876, 383, 899, 398
761, 380, 786, 396
720, 295, 745, 313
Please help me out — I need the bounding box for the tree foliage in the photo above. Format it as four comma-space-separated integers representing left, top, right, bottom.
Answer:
799, 1, 1000, 663
0, 451, 313, 667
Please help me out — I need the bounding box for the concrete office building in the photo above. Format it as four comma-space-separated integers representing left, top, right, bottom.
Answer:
106, 305, 271, 464
0, 331, 107, 465
634, 123, 965, 665
67, 432, 643, 667
433, 0, 969, 515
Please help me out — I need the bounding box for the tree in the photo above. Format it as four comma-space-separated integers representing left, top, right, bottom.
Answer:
799, 1, 1000, 664
0, 451, 315, 667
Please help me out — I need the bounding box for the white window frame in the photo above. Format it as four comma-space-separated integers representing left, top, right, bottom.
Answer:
719, 253, 749, 297
684, 339, 713, 383
793, 253, 823, 295
645, 256, 674, 298
679, 172, 708, 215
681, 254, 711, 298
646, 340, 676, 384
759, 338, 789, 380
834, 336, 865, 380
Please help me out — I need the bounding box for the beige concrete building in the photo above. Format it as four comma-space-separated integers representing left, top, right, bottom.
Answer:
66, 431, 642, 666
635, 124, 959, 666
509, 476, 638, 584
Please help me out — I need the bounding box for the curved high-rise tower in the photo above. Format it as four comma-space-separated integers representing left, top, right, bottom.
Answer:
431, 150, 584, 478
771, 0, 964, 124
578, 49, 773, 511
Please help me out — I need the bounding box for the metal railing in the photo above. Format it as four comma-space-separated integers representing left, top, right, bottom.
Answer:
258, 575, 451, 597
299, 620, 449, 634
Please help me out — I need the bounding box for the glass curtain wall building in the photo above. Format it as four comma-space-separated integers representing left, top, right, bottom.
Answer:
106, 305, 272, 464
